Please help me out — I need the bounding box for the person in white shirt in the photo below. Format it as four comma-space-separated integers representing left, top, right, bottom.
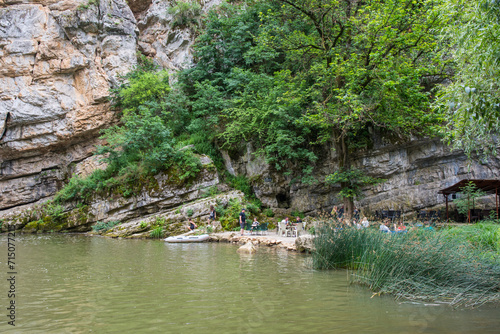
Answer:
379, 221, 391, 232
361, 217, 370, 228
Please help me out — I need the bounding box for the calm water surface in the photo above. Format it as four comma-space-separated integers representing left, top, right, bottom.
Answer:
1, 234, 499, 333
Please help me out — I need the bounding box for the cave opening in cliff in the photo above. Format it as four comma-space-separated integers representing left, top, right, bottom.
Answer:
276, 192, 291, 208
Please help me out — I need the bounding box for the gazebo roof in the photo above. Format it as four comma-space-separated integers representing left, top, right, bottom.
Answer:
438, 179, 500, 195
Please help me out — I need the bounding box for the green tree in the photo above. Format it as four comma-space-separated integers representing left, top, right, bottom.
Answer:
325, 168, 384, 204
454, 181, 486, 222
238, 0, 449, 216
435, 0, 500, 159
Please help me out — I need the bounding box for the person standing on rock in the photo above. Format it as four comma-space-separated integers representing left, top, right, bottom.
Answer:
239, 208, 246, 236
208, 205, 216, 224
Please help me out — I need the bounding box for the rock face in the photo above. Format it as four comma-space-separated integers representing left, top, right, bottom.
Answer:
0, 0, 138, 211
0, 0, 220, 214
1, 154, 244, 234
222, 139, 500, 216
136, 0, 220, 70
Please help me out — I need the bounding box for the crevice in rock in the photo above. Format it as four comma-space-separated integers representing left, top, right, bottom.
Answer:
127, 0, 153, 20
0, 112, 11, 141
276, 191, 291, 209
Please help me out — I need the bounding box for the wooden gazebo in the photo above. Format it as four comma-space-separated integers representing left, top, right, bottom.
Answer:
438, 179, 500, 222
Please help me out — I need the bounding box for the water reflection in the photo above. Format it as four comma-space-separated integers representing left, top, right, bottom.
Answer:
0, 234, 498, 333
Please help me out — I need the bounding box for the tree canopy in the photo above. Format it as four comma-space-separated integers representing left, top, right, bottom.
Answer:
436, 0, 500, 159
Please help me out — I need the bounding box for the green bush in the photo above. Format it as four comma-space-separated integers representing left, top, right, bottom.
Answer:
246, 200, 261, 215
228, 175, 253, 198
442, 223, 500, 254
150, 225, 164, 238
186, 209, 194, 217
92, 221, 120, 232
167, 1, 202, 28
218, 198, 242, 230
264, 208, 274, 217
54, 58, 202, 204
201, 185, 220, 198
291, 210, 305, 219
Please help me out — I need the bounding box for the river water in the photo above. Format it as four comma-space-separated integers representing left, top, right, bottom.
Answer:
1, 234, 499, 333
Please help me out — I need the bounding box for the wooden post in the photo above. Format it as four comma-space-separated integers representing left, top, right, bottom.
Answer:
445, 194, 449, 221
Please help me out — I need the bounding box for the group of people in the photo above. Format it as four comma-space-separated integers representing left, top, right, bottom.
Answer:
188, 205, 217, 231
353, 216, 370, 229
239, 209, 265, 235
379, 220, 434, 233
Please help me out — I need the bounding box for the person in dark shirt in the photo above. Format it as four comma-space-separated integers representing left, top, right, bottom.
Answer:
239, 209, 246, 236
208, 205, 216, 223
295, 216, 302, 225
188, 218, 197, 231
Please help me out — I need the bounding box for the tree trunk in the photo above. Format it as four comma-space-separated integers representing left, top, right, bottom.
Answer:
333, 129, 354, 220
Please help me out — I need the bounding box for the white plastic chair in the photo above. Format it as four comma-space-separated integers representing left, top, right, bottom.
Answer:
278, 222, 287, 236
294, 223, 304, 237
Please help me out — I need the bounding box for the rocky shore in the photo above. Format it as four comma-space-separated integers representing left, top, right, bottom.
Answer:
208, 231, 315, 253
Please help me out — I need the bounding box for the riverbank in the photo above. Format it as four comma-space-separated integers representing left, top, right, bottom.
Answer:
208, 231, 314, 252
313, 225, 500, 308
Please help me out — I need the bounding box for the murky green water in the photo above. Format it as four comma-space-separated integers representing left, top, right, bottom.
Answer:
0, 234, 499, 333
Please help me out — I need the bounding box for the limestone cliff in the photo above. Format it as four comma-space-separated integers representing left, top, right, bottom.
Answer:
222, 139, 500, 216
0, 0, 218, 214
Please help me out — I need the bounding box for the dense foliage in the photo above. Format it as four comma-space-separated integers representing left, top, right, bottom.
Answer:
55, 59, 201, 203
436, 0, 500, 158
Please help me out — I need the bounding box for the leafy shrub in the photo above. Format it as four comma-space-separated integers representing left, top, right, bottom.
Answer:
219, 198, 242, 230
291, 210, 305, 219
201, 185, 220, 198
453, 181, 486, 215
92, 221, 120, 232
442, 223, 500, 254
154, 216, 167, 225
150, 225, 164, 238
264, 208, 274, 217
228, 175, 253, 198
140, 222, 148, 229
186, 209, 194, 217
246, 201, 261, 215
54, 58, 202, 204
167, 1, 202, 29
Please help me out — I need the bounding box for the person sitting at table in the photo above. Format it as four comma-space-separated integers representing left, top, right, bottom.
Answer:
251, 217, 260, 231
295, 216, 302, 225
355, 220, 362, 229
379, 221, 391, 233
281, 217, 290, 226
353, 207, 360, 221
423, 221, 434, 231
361, 216, 370, 228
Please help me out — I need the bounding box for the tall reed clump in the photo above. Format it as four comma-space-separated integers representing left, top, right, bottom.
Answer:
313, 225, 500, 308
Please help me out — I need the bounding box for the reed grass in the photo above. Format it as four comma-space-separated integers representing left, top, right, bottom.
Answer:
313, 225, 500, 308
